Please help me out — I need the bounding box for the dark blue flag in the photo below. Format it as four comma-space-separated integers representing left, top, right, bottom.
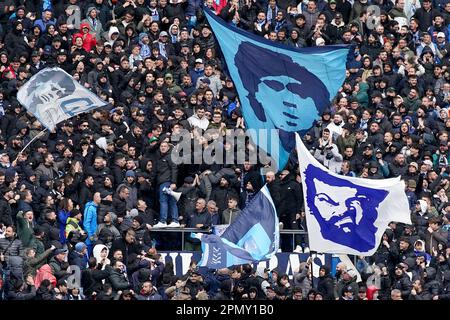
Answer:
193, 186, 279, 268
204, 8, 352, 171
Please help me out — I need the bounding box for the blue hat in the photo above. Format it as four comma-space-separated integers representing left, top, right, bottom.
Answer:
75, 242, 86, 252
125, 170, 135, 178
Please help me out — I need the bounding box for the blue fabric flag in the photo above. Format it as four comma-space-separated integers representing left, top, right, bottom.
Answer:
193, 185, 279, 268
203, 8, 352, 171
17, 67, 107, 131
295, 134, 411, 256
43, 0, 52, 12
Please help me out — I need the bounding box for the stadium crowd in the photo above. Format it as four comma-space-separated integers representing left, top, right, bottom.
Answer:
0, 0, 449, 301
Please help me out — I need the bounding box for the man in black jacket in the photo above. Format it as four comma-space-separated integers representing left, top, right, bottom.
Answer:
111, 153, 127, 187
210, 175, 239, 215
278, 170, 303, 230
81, 257, 110, 297
317, 266, 335, 300
86, 156, 111, 190
392, 264, 413, 299
153, 142, 179, 228
0, 187, 15, 226
184, 198, 211, 251
112, 185, 130, 220
110, 229, 142, 272
78, 175, 94, 213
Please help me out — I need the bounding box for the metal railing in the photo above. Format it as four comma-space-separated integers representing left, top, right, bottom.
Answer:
150, 227, 307, 250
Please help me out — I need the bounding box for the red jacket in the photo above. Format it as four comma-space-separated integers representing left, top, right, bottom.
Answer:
73, 22, 97, 52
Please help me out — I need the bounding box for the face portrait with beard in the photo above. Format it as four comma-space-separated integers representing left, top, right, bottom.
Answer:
304, 164, 388, 252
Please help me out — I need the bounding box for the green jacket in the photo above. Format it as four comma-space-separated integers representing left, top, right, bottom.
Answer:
31, 237, 45, 256
404, 96, 421, 114
16, 211, 34, 248
23, 247, 54, 277
354, 82, 369, 108
336, 134, 356, 154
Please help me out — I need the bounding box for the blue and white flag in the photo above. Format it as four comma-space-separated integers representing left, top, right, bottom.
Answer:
193, 185, 279, 268
43, 0, 52, 12
204, 8, 352, 171
295, 133, 411, 256
17, 67, 106, 131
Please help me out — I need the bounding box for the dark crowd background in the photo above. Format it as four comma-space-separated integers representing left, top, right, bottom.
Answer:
0, 0, 448, 301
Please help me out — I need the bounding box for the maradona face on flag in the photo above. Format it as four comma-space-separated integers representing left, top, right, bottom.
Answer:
17, 67, 106, 131
295, 134, 411, 256
204, 8, 352, 171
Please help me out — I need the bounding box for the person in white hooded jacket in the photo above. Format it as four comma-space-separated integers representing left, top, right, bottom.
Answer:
313, 128, 343, 173
93, 244, 111, 271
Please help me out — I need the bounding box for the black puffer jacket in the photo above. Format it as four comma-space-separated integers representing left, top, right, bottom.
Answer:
277, 174, 303, 228
106, 265, 131, 292
423, 267, 441, 297
0, 197, 13, 226
0, 236, 23, 263
154, 149, 178, 186
317, 266, 335, 300
210, 184, 239, 215
392, 272, 412, 299
438, 270, 450, 300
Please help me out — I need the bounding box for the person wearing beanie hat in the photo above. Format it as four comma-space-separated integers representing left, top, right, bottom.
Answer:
131, 214, 146, 245
133, 215, 144, 226
125, 170, 135, 178
183, 176, 194, 184
317, 265, 335, 300
4, 167, 17, 183
68, 242, 88, 270
70, 209, 82, 218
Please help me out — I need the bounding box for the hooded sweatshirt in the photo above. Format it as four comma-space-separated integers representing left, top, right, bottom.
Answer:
73, 22, 97, 52
81, 6, 103, 40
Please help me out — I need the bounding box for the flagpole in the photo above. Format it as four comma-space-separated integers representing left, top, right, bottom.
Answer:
19, 128, 48, 154
309, 250, 317, 291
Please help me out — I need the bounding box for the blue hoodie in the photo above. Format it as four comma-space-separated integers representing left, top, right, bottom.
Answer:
83, 201, 98, 245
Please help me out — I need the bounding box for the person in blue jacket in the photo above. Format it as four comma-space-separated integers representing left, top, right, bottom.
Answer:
83, 192, 101, 256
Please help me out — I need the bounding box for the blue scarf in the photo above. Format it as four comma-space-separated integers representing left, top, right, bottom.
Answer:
266, 5, 279, 23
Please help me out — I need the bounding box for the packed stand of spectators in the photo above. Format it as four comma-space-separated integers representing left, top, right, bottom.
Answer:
0, 0, 448, 300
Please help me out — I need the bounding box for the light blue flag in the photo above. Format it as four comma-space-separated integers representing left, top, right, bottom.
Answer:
203, 8, 352, 171
17, 67, 107, 131
193, 185, 279, 268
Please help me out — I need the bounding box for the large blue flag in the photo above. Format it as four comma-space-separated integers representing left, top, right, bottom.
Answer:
204, 8, 352, 171
193, 185, 279, 268
17, 67, 107, 131
295, 134, 411, 256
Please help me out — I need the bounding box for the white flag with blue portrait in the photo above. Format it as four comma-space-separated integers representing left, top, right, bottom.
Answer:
17, 67, 107, 131
295, 134, 411, 256
203, 7, 352, 172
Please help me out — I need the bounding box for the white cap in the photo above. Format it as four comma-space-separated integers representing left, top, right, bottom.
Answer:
437, 32, 446, 39
316, 37, 325, 46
